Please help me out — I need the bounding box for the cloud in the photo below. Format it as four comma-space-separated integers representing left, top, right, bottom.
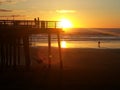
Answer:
0, 15, 26, 18
0, 9, 26, 18
0, 8, 12, 12
9, 15, 26, 17
0, 0, 27, 5
56, 10, 76, 13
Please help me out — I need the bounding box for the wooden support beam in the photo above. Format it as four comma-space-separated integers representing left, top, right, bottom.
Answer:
57, 32, 63, 69
17, 38, 20, 65
5, 41, 9, 67
0, 45, 2, 69
13, 38, 17, 67
1, 43, 5, 68
23, 35, 31, 69
9, 41, 12, 67
48, 31, 51, 68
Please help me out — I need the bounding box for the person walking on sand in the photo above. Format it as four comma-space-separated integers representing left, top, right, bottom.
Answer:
98, 41, 101, 48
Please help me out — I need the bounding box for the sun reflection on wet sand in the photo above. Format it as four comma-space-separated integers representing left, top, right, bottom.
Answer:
61, 41, 67, 48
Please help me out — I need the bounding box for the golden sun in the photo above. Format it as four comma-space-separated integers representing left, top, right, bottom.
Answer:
60, 18, 73, 28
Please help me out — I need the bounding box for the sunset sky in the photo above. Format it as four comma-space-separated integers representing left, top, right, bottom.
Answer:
0, 0, 120, 28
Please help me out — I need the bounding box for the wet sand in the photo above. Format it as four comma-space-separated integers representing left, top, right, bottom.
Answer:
0, 47, 120, 89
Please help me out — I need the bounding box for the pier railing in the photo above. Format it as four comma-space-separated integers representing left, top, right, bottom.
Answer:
0, 20, 61, 29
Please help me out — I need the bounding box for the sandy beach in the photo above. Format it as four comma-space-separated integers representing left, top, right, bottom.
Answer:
0, 47, 120, 89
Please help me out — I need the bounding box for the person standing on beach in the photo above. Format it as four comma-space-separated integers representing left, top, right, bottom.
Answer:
98, 41, 101, 48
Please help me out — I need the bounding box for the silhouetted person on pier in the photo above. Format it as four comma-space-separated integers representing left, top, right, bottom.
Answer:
34, 18, 37, 27
34, 17, 40, 28
98, 41, 101, 48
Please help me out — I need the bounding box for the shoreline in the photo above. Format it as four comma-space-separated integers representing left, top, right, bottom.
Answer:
31, 45, 120, 50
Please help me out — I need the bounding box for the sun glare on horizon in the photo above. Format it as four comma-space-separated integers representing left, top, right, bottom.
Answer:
60, 18, 73, 29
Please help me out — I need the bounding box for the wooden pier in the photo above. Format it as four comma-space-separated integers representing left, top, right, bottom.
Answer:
0, 19, 63, 70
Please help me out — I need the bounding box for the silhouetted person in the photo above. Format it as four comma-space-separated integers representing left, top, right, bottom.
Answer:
98, 41, 101, 48
37, 17, 40, 21
34, 17, 40, 28
34, 18, 37, 27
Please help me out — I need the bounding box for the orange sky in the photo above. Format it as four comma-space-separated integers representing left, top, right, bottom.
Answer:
0, 0, 120, 28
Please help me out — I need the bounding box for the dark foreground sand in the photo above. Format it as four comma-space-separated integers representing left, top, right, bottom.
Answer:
0, 47, 120, 90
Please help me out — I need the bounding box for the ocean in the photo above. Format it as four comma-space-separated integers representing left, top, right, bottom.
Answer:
30, 28, 120, 49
